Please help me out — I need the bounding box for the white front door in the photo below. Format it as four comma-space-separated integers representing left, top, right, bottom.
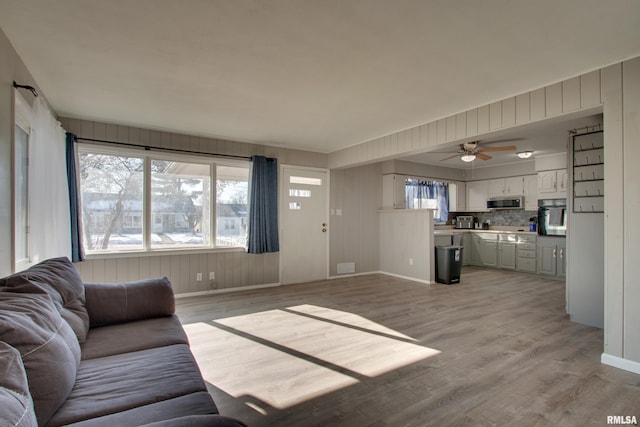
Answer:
280, 166, 329, 285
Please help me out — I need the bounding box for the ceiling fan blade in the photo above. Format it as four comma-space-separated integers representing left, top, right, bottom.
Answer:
476, 152, 492, 160
440, 153, 461, 161
478, 145, 517, 152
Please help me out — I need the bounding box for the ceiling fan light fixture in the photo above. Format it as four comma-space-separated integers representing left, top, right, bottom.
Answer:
517, 151, 533, 159
461, 153, 476, 162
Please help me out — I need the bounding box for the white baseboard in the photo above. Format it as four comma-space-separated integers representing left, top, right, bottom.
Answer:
328, 270, 383, 280
601, 353, 640, 375
329, 270, 434, 285
379, 271, 434, 285
175, 282, 280, 298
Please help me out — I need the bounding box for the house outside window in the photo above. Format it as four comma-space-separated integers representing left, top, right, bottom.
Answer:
77, 146, 248, 254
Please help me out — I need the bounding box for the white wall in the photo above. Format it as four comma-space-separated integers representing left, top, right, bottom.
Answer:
330, 163, 381, 276
379, 210, 434, 283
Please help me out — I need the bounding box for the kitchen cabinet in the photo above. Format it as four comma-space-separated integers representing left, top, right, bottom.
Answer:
467, 180, 488, 211
382, 174, 406, 209
498, 234, 517, 270
449, 182, 466, 212
504, 177, 524, 196
483, 176, 526, 199
538, 170, 558, 194
537, 169, 568, 199
523, 175, 538, 210
476, 233, 498, 267
488, 179, 506, 198
537, 236, 566, 278
516, 234, 537, 272
462, 233, 481, 266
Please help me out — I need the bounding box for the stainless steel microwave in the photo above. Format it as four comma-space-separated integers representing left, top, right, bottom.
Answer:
486, 196, 524, 210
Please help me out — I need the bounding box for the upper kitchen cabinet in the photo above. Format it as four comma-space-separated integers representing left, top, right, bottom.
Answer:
382, 174, 406, 209
505, 176, 524, 196
449, 181, 466, 212
523, 175, 538, 210
467, 180, 488, 211
537, 169, 568, 199
488, 177, 525, 198
488, 179, 506, 197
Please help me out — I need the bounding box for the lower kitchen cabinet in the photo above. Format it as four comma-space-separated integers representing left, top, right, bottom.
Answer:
516, 235, 537, 272
477, 233, 498, 268
461, 233, 481, 266
498, 234, 517, 270
537, 236, 566, 278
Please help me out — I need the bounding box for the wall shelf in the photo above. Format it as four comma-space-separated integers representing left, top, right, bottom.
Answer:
572, 130, 604, 213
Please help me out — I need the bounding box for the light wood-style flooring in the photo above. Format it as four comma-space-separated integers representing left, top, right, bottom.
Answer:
175, 268, 640, 426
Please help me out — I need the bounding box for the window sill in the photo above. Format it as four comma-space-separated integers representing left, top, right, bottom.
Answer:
82, 246, 247, 261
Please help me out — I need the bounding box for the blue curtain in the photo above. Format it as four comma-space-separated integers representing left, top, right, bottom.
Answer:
247, 155, 279, 254
66, 133, 84, 262
405, 179, 449, 222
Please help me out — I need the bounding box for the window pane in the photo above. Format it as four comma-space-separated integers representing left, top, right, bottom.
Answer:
15, 125, 29, 263
79, 153, 144, 252
151, 160, 211, 249
217, 165, 249, 247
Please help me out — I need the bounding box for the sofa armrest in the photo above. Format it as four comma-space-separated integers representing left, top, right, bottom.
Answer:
84, 277, 175, 328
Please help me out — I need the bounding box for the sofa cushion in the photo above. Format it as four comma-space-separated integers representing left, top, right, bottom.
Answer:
0, 292, 81, 426
0, 341, 38, 427
62, 392, 219, 427
47, 344, 209, 426
84, 278, 174, 328
81, 315, 189, 360
1, 257, 90, 343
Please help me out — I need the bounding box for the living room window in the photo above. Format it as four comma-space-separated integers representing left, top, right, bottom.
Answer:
77, 146, 249, 254
14, 91, 31, 270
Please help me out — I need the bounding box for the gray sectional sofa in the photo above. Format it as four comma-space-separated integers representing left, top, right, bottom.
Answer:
0, 257, 246, 427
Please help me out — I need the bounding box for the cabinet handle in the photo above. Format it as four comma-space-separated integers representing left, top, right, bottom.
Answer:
553, 248, 557, 258
560, 248, 564, 259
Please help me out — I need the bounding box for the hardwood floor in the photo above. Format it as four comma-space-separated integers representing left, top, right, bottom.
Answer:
175, 268, 640, 426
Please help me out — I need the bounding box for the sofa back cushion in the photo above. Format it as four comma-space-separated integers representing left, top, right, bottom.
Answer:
0, 341, 37, 427
0, 292, 81, 426
1, 257, 90, 343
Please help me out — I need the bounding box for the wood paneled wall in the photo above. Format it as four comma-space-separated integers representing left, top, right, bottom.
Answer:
60, 117, 326, 294
330, 163, 382, 276
329, 70, 602, 169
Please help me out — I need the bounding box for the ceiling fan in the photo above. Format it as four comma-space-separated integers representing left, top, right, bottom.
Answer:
439, 140, 518, 162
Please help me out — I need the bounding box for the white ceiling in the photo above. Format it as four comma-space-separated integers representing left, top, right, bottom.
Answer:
1, 1, 639, 154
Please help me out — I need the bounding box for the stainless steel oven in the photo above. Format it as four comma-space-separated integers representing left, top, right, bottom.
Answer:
537, 199, 567, 236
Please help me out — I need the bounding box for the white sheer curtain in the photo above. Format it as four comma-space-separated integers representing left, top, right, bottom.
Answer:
28, 97, 71, 264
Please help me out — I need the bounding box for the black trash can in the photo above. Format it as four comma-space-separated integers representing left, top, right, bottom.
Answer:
435, 245, 464, 284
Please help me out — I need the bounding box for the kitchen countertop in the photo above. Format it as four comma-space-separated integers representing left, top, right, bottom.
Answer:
433, 227, 537, 236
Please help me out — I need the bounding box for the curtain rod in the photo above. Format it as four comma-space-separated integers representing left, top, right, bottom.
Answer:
74, 136, 253, 160
13, 81, 39, 97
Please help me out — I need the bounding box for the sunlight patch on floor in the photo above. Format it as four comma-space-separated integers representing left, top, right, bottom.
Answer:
184, 321, 358, 410
184, 305, 440, 410
286, 304, 417, 341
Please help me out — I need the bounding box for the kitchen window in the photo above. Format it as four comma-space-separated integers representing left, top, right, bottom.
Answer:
405, 179, 449, 222
77, 145, 249, 254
